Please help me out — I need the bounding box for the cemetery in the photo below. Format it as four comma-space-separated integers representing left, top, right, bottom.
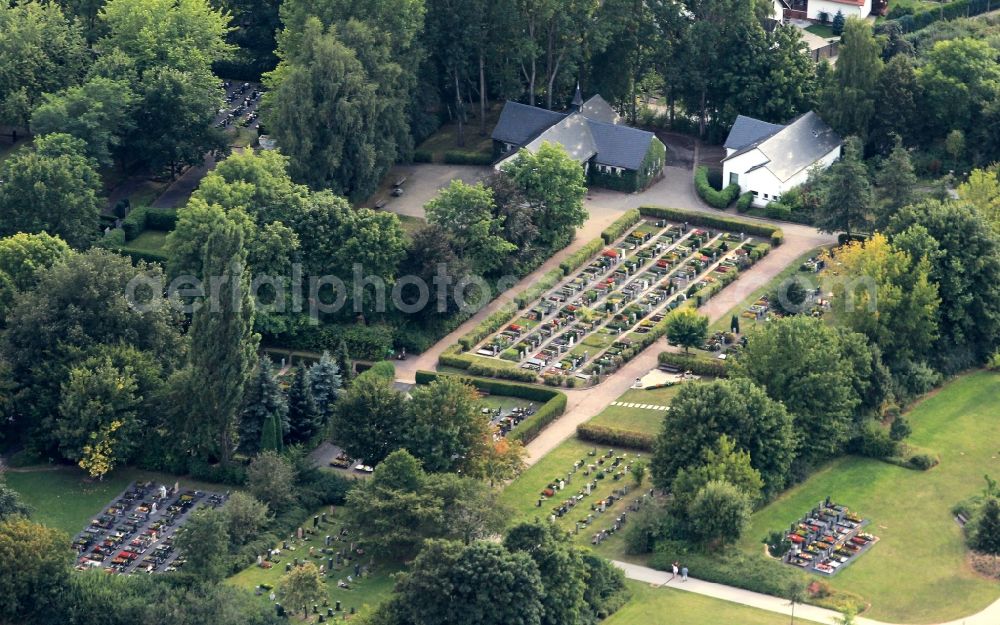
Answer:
228, 506, 397, 620
774, 497, 877, 576
72, 481, 228, 575
500, 437, 653, 557
469, 218, 765, 383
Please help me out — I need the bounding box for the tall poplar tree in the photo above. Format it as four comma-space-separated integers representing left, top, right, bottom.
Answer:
184, 218, 258, 463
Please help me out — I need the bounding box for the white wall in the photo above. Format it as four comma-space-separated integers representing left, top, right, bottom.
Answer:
723, 145, 841, 208
807, 0, 871, 21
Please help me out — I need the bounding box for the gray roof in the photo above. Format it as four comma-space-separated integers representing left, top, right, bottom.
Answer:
588, 119, 657, 170
492, 101, 566, 145
724, 115, 785, 151
525, 113, 597, 163
579, 95, 621, 125
723, 111, 842, 183
494, 95, 655, 171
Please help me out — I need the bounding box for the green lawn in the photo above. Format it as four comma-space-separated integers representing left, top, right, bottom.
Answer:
395, 214, 425, 237
126, 230, 169, 253
589, 384, 682, 436
5, 466, 229, 537
415, 107, 499, 162
805, 24, 837, 39
739, 370, 1000, 623
227, 506, 399, 619
128, 179, 169, 208
606, 582, 822, 625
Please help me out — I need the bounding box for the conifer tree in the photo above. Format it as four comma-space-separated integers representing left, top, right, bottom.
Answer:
287, 362, 319, 444
308, 350, 341, 427
336, 340, 354, 384
240, 357, 288, 455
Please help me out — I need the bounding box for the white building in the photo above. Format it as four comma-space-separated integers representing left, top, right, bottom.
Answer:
721, 112, 842, 208
805, 0, 872, 21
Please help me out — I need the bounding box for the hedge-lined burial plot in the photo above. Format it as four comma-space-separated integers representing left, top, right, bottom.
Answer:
466, 217, 760, 384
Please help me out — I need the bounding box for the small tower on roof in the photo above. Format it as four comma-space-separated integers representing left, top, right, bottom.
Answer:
570, 83, 584, 112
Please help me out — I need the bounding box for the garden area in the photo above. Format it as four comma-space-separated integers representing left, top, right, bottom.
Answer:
737, 370, 1000, 623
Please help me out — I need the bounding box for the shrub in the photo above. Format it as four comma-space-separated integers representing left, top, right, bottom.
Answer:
457, 303, 519, 350
909, 453, 938, 470
638, 206, 783, 247
736, 192, 753, 213
576, 424, 655, 451
145, 207, 178, 230
413, 149, 433, 163
560, 238, 606, 275
103, 228, 126, 246
657, 351, 728, 377
467, 361, 538, 382
853, 420, 898, 459
512, 391, 567, 443
121, 206, 149, 241
358, 360, 395, 380
515, 268, 564, 309
269, 321, 396, 360
694, 166, 740, 209
764, 202, 791, 220
443, 151, 494, 166
601, 209, 642, 243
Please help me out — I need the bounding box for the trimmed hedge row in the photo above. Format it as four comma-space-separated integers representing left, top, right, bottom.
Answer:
122, 207, 178, 241
648, 546, 865, 613
638, 206, 784, 247
694, 166, 740, 209
514, 267, 564, 309
457, 302, 520, 350
600, 209, 642, 244
443, 151, 494, 166
559, 238, 606, 275
267, 321, 396, 360
576, 423, 656, 451
657, 351, 728, 377
414, 370, 566, 443
467, 361, 539, 382
889, 0, 996, 33
736, 192, 753, 213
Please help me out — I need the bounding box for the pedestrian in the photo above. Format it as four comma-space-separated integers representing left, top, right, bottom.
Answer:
681, 565, 688, 582
672, 561, 679, 580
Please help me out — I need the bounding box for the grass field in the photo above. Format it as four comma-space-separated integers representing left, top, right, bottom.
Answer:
606, 581, 822, 625
5, 466, 229, 537
415, 107, 500, 162
739, 370, 1000, 623
588, 384, 685, 435
126, 230, 169, 253
227, 506, 399, 619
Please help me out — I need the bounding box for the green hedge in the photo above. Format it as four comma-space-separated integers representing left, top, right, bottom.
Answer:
122, 207, 148, 241
443, 150, 494, 166
467, 361, 538, 382
638, 206, 783, 247
600, 209, 642, 244
145, 207, 178, 230
559, 238, 605, 275
515, 267, 564, 309
648, 546, 865, 613
657, 351, 728, 377
413, 149, 433, 163
457, 302, 520, 351
267, 321, 396, 360
736, 192, 753, 213
890, 0, 995, 33
117, 246, 169, 264
415, 370, 566, 443
694, 166, 740, 209
576, 423, 656, 451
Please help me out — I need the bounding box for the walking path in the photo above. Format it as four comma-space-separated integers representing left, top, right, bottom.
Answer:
612, 559, 1000, 625
522, 221, 834, 466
